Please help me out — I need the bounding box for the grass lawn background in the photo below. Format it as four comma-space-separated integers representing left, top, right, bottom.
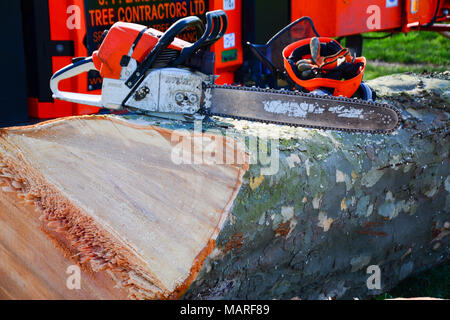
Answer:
347, 31, 450, 80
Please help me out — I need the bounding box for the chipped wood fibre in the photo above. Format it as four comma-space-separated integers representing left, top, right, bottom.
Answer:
0, 115, 248, 299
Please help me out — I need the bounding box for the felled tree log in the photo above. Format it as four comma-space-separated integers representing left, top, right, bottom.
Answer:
0, 116, 248, 299
0, 73, 449, 300
183, 73, 450, 299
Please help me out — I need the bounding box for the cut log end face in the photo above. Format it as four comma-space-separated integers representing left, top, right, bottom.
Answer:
0, 116, 248, 299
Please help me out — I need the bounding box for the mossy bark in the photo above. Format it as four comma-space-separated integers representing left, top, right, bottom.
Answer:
182, 73, 450, 299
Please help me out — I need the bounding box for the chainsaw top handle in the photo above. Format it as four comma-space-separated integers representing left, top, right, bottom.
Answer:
171, 10, 228, 67
124, 15, 205, 89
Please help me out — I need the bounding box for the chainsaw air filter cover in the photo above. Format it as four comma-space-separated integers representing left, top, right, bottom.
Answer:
283, 37, 366, 97
91, 22, 190, 80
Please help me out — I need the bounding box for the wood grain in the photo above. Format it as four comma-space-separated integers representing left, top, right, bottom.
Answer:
0, 116, 248, 299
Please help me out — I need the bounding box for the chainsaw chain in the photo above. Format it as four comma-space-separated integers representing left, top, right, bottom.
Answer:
200, 84, 403, 134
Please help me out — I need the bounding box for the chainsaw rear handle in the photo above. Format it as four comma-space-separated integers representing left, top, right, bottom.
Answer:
125, 15, 205, 89
50, 57, 103, 107
172, 10, 228, 67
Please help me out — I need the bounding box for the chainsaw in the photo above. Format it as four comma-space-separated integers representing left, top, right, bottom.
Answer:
50, 10, 400, 133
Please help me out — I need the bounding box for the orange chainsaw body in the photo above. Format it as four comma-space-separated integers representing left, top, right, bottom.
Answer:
91, 22, 191, 80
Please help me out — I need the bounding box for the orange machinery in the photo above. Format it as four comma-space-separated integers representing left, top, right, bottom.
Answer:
291, 0, 450, 37
23, 0, 242, 119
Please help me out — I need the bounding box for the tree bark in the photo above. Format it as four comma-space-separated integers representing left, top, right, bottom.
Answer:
184, 73, 450, 299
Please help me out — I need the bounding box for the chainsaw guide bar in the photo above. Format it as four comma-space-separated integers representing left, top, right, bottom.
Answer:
201, 84, 401, 134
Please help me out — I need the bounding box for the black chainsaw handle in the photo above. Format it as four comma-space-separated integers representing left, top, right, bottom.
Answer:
171, 10, 228, 67
125, 16, 205, 89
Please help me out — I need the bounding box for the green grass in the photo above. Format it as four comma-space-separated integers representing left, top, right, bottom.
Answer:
362, 31, 450, 65
351, 31, 450, 80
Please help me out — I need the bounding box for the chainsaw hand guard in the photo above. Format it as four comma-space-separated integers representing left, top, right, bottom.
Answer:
125, 10, 227, 90
124, 15, 205, 89
172, 10, 228, 67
